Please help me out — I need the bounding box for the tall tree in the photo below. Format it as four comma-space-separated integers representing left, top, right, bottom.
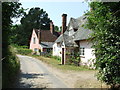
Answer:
2, 2, 24, 58
85, 2, 120, 89
15, 7, 52, 45
54, 26, 60, 32
2, 2, 24, 87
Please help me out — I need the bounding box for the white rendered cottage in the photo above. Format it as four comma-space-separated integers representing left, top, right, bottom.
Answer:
53, 14, 95, 68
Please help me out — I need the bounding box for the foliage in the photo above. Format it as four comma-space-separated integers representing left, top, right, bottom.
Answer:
85, 2, 120, 88
31, 55, 91, 71
51, 56, 61, 62
54, 26, 60, 32
16, 48, 32, 55
12, 44, 29, 49
2, 46, 20, 88
66, 52, 80, 66
2, 2, 23, 88
39, 50, 61, 62
11, 7, 52, 45
59, 26, 62, 32
14, 45, 32, 55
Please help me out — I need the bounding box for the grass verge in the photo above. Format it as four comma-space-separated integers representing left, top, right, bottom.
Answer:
31, 55, 94, 72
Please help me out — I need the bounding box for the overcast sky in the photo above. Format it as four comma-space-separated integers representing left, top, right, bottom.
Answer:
13, 1, 90, 27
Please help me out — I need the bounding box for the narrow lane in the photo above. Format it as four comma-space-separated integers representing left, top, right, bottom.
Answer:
15, 55, 68, 88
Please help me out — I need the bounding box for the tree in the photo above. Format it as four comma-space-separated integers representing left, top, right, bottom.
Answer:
2, 2, 24, 87
85, 2, 120, 88
2, 2, 24, 58
15, 7, 52, 45
59, 26, 62, 32
54, 26, 60, 32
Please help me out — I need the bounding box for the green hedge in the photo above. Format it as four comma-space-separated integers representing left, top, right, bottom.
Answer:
2, 45, 20, 88
12, 44, 28, 49
16, 48, 32, 55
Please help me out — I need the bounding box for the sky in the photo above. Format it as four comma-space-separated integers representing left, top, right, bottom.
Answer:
13, 0, 90, 27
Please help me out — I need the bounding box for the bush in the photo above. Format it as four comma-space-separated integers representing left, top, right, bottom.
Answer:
2, 45, 20, 88
16, 48, 32, 55
66, 52, 80, 66
12, 44, 28, 49
19, 46, 28, 49
51, 56, 61, 62
85, 2, 120, 88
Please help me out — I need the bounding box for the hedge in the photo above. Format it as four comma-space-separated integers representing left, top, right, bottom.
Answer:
16, 48, 32, 55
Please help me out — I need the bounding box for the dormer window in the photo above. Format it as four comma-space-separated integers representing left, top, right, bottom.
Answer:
33, 37, 36, 44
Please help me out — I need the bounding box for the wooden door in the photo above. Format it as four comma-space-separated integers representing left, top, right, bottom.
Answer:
62, 48, 64, 64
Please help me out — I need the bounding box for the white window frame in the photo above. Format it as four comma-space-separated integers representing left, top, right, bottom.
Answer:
80, 47, 85, 56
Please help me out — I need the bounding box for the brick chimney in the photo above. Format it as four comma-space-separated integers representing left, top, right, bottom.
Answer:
61, 14, 67, 34
50, 22, 54, 34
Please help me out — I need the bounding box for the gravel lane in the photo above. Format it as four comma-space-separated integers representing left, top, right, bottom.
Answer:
15, 55, 68, 88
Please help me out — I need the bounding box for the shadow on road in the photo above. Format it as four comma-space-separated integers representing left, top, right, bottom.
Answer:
13, 70, 48, 88
21, 73, 48, 79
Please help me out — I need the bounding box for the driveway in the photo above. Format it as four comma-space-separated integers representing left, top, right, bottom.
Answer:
14, 55, 68, 88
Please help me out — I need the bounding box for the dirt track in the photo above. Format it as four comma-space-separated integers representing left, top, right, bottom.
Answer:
15, 55, 107, 88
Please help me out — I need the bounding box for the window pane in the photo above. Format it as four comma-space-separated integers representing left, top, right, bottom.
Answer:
80, 47, 85, 55
33, 37, 36, 44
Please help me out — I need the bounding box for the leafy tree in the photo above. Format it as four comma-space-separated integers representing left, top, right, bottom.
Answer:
15, 7, 52, 45
85, 2, 120, 88
54, 26, 59, 32
2, 2, 23, 87
59, 26, 62, 32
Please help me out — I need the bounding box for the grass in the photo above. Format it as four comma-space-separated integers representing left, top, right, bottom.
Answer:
31, 55, 94, 72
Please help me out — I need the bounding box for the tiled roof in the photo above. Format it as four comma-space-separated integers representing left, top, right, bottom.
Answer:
63, 34, 78, 47
74, 27, 93, 41
54, 15, 93, 47
55, 33, 78, 47
74, 16, 93, 41
34, 29, 57, 42
40, 42, 54, 48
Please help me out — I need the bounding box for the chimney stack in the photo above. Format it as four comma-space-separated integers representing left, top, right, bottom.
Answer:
61, 14, 67, 34
50, 22, 54, 34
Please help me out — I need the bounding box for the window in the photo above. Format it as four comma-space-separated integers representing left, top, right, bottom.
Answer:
33, 37, 36, 44
80, 47, 85, 55
34, 48, 37, 52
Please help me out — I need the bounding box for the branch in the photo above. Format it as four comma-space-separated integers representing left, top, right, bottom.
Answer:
0, 57, 5, 62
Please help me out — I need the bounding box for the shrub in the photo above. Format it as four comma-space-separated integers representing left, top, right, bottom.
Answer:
51, 56, 61, 62
85, 2, 120, 88
2, 45, 20, 88
19, 46, 28, 49
16, 48, 32, 55
66, 52, 80, 66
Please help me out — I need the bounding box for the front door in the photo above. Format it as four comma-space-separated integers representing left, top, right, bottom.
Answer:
62, 48, 64, 64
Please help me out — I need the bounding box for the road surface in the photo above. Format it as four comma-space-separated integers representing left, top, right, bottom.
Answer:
15, 55, 68, 88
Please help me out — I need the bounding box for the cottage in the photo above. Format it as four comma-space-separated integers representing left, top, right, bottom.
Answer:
29, 22, 60, 54
53, 14, 95, 68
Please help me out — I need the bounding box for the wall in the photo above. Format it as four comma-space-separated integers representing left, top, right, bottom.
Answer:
53, 43, 62, 58
29, 30, 40, 53
79, 40, 95, 68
